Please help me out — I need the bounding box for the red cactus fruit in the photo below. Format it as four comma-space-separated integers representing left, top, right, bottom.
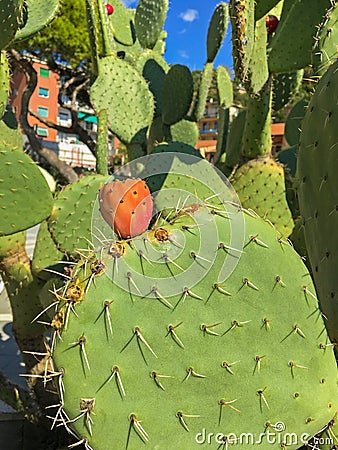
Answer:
99, 178, 153, 239
106, 3, 114, 15
265, 15, 279, 34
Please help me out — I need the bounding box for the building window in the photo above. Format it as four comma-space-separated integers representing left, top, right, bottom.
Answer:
39, 67, 50, 78
37, 107, 48, 118
38, 87, 49, 98
59, 112, 69, 121
36, 127, 48, 137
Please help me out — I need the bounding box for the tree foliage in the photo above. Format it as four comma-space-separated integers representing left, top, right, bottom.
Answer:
15, 0, 90, 70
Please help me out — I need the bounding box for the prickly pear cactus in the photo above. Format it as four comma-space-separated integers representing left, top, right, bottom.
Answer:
48, 156, 337, 449
0, 144, 53, 236
297, 59, 338, 343
230, 157, 294, 237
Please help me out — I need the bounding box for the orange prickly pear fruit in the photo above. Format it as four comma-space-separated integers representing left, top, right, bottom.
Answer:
99, 178, 153, 238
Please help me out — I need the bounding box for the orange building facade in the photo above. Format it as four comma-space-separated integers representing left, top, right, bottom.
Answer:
11, 60, 59, 142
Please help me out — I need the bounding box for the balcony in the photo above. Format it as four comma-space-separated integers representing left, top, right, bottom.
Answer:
203, 112, 218, 118
200, 128, 218, 134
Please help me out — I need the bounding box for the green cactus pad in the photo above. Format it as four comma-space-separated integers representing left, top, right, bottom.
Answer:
90, 56, 154, 144
247, 15, 269, 94
225, 109, 247, 169
32, 220, 66, 281
135, 50, 169, 117
276, 146, 297, 178
230, 0, 255, 88
108, 0, 136, 47
14, 0, 59, 43
191, 63, 214, 121
134, 0, 168, 50
206, 2, 228, 63
170, 120, 199, 148
0, 53, 9, 120
0, 107, 23, 148
297, 59, 338, 343
268, 0, 333, 73
255, 0, 282, 20
217, 66, 233, 109
231, 157, 294, 237
162, 64, 194, 126
273, 70, 304, 112
48, 174, 107, 257
52, 202, 337, 449
0, 0, 22, 50
312, 3, 338, 76
284, 99, 307, 147
0, 145, 53, 236
242, 84, 272, 158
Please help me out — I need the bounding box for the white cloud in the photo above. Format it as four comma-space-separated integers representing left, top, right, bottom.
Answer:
179, 50, 189, 59
179, 9, 199, 22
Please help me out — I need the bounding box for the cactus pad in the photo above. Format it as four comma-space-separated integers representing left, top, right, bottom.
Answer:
312, 3, 338, 76
162, 65, 194, 126
284, 99, 307, 147
14, 0, 60, 43
109, 0, 136, 47
134, 0, 168, 50
90, 56, 154, 144
297, 59, 338, 343
31, 220, 66, 281
0, 145, 53, 236
231, 157, 294, 237
230, 0, 255, 88
268, 0, 333, 73
206, 2, 228, 63
51, 200, 337, 449
0, 52, 9, 120
0, 0, 22, 50
0, 107, 24, 148
48, 174, 107, 257
255, 0, 282, 20
273, 70, 304, 112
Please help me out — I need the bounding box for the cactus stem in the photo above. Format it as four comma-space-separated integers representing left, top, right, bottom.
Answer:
166, 323, 184, 349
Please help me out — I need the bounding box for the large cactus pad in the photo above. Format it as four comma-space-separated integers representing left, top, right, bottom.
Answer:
50, 188, 336, 449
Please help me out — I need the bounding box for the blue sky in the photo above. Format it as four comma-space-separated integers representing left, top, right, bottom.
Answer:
122, 0, 233, 71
